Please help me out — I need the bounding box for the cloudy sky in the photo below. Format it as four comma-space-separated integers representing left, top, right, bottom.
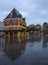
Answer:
0, 0, 48, 25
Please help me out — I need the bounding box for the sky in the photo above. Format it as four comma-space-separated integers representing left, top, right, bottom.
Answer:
0, 0, 48, 25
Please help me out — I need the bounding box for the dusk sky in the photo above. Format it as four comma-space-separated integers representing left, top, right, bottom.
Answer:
0, 0, 48, 25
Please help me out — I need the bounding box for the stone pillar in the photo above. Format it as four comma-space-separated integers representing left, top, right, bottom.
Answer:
8, 32, 10, 37
17, 31, 21, 37
25, 32, 27, 36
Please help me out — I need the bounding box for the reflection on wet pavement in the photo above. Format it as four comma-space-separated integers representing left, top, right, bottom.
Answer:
0, 33, 48, 65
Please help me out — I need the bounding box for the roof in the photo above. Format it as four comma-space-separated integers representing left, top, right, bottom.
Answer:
5, 8, 22, 19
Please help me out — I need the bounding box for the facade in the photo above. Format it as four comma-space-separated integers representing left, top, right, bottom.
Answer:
36, 24, 42, 31
0, 22, 4, 36
0, 22, 4, 30
3, 8, 26, 37
4, 8, 26, 31
43, 22, 48, 34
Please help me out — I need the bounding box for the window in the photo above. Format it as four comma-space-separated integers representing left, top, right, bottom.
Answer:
14, 19, 18, 25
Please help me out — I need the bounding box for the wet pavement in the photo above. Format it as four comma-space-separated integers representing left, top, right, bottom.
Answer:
0, 33, 48, 65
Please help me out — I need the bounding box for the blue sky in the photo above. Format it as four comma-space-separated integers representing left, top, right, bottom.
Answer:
0, 0, 48, 25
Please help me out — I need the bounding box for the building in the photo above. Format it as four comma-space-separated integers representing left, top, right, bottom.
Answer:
0, 21, 4, 30
36, 24, 42, 32
3, 8, 26, 37
0, 22, 4, 36
43, 22, 48, 34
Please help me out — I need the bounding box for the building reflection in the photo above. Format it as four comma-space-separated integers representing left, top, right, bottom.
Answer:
43, 34, 48, 48
3, 36, 26, 60
29, 32, 42, 43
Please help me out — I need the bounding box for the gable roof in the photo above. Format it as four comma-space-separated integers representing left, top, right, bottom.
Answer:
5, 8, 22, 19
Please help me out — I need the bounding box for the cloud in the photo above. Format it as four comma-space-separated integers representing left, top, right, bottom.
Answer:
40, 9, 48, 15
20, 11, 29, 17
0, 0, 48, 25
0, 11, 9, 21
